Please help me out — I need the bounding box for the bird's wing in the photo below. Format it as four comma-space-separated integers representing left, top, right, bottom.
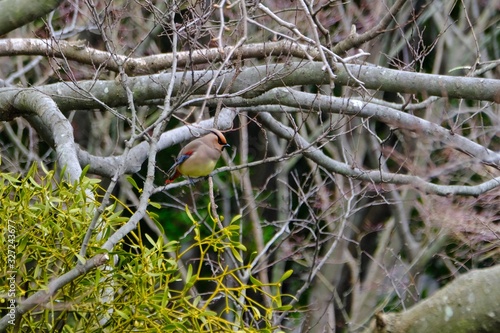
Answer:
166, 151, 193, 176
166, 139, 203, 179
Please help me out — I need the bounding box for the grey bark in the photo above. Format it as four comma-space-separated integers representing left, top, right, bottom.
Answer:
363, 265, 500, 333
0, 61, 497, 120
0, 0, 63, 35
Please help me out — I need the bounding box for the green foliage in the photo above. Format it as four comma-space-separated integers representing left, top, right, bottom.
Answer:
0, 164, 291, 331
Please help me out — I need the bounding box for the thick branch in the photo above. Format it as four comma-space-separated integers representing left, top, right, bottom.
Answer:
336, 63, 500, 102
0, 0, 63, 35
0, 62, 494, 119
0, 39, 322, 75
0, 42, 497, 103
0, 89, 82, 183
364, 265, 500, 333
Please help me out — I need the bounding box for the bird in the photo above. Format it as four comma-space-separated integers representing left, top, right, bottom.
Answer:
165, 129, 230, 184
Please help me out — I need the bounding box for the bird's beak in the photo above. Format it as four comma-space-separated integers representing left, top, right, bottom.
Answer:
222, 143, 230, 151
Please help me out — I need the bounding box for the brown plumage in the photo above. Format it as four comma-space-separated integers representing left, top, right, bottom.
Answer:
165, 129, 230, 183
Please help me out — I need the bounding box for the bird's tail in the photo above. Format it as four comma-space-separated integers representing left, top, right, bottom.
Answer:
165, 170, 180, 184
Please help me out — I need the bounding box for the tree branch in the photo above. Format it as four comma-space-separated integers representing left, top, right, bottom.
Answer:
0, 89, 83, 183
221, 88, 500, 170
0, 62, 493, 125
0, 41, 497, 104
0, 39, 322, 75
0, 0, 63, 35
333, 0, 408, 54
363, 265, 500, 333
258, 111, 500, 196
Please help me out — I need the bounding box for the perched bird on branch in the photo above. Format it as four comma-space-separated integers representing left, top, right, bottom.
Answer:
165, 129, 230, 184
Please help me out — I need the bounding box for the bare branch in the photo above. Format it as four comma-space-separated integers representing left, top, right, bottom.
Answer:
333, 0, 408, 54
219, 88, 500, 170
259, 111, 500, 196
0, 39, 321, 75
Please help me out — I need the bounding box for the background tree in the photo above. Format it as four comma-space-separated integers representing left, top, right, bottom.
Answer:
0, 0, 499, 332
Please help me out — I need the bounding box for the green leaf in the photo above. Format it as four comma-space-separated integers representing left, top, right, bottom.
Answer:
249, 305, 261, 320
231, 246, 244, 263
185, 264, 193, 284
275, 305, 293, 311
74, 253, 87, 265
249, 275, 263, 287
80, 164, 90, 180
164, 240, 179, 252
278, 269, 293, 283
28, 176, 42, 189
145, 234, 157, 248
185, 205, 196, 223
230, 214, 242, 224
115, 309, 130, 320
1, 172, 20, 184
126, 175, 139, 190
149, 201, 161, 209
449, 65, 471, 73
227, 224, 240, 231
185, 274, 197, 290
86, 178, 101, 185
199, 310, 217, 317
233, 242, 247, 251
207, 202, 214, 221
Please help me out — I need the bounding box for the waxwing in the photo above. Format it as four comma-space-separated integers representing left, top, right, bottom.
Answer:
165, 129, 230, 183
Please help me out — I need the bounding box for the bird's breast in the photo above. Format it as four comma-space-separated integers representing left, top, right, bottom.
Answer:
177, 152, 217, 177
